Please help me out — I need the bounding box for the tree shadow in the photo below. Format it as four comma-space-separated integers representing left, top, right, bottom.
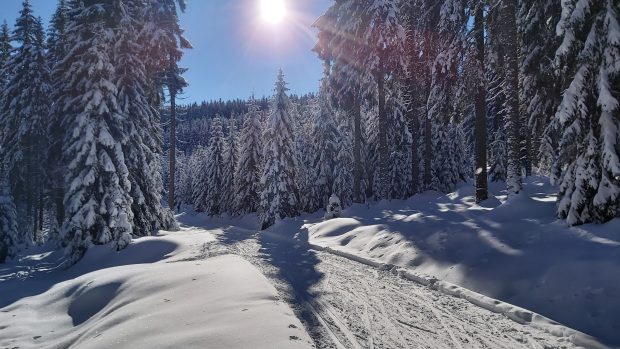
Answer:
0, 239, 177, 310
257, 221, 324, 300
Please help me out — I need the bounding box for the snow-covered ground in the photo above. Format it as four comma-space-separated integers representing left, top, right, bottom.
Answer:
0, 228, 312, 349
177, 209, 610, 348
305, 177, 620, 346
2, 176, 617, 348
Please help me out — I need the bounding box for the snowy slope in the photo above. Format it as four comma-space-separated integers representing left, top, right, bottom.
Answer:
306, 177, 620, 346
0, 228, 312, 349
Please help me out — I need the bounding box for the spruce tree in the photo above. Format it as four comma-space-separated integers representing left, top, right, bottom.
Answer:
553, 0, 620, 225
363, 0, 406, 199
204, 117, 225, 216
427, 0, 467, 193
0, 162, 18, 263
518, 0, 562, 173
0, 21, 10, 87
387, 88, 413, 199
333, 111, 354, 207
235, 100, 263, 215
500, 0, 523, 195
46, 0, 70, 232
0, 1, 51, 241
309, 67, 339, 211
58, 1, 133, 261
260, 70, 299, 229
114, 4, 175, 236
222, 116, 238, 214
191, 145, 209, 212
313, 0, 367, 203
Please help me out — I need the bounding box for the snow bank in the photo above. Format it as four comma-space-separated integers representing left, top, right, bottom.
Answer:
308, 177, 620, 347
0, 229, 312, 349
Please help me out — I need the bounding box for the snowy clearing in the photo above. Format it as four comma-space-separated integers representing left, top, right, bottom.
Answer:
0, 228, 312, 349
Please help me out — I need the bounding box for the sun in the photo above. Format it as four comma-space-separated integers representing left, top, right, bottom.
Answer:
261, 0, 286, 24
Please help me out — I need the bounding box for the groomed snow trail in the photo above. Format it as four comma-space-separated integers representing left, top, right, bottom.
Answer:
191, 221, 590, 349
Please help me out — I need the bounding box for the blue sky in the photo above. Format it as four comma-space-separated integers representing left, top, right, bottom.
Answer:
0, 0, 331, 103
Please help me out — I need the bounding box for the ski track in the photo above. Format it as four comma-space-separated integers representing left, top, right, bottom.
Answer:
193, 226, 582, 349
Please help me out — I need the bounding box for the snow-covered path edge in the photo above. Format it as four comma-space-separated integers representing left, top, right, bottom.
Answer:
308, 242, 610, 349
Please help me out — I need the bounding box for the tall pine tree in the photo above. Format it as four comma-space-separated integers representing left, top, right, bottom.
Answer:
553, 0, 620, 225
260, 71, 299, 229
58, 1, 133, 261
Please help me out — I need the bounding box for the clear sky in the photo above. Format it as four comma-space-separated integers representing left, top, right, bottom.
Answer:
0, 0, 332, 103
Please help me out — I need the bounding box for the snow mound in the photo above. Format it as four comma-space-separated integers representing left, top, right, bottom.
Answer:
0, 229, 312, 349
307, 177, 620, 346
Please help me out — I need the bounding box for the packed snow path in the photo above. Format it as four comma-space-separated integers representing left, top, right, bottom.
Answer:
184, 216, 599, 349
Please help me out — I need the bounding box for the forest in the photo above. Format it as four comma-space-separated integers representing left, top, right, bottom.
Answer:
1, 0, 619, 263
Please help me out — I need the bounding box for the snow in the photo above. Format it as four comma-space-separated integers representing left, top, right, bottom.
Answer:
0, 227, 312, 349
305, 177, 620, 346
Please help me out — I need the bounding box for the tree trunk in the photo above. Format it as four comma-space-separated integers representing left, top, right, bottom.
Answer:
423, 108, 432, 188
353, 92, 363, 203
168, 90, 177, 210
377, 73, 388, 200
410, 106, 420, 195
474, 4, 489, 203
503, 0, 523, 195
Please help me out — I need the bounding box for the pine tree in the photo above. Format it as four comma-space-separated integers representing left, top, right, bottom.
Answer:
46, 0, 71, 232
0, 162, 18, 263
427, 0, 467, 193
553, 0, 620, 225
489, 126, 508, 182
204, 117, 225, 216
191, 145, 209, 212
58, 1, 133, 261
500, 0, 523, 195
333, 111, 354, 207
114, 3, 175, 236
0, 21, 10, 87
518, 0, 562, 173
308, 67, 339, 211
313, 0, 367, 203
387, 88, 413, 199
235, 100, 263, 215
0, 1, 51, 241
221, 116, 238, 214
363, 0, 407, 199
260, 70, 299, 229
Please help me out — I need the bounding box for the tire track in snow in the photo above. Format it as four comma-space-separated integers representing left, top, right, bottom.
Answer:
204, 226, 584, 349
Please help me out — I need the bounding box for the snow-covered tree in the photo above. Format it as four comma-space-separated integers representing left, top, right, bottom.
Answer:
0, 1, 51, 239
191, 145, 209, 212
260, 70, 299, 229
235, 100, 263, 215
204, 117, 225, 216
518, 0, 562, 173
58, 1, 133, 261
221, 116, 238, 214
114, 4, 176, 236
313, 0, 368, 203
0, 163, 18, 263
387, 88, 413, 199
552, 0, 620, 225
362, 0, 407, 199
0, 21, 10, 87
333, 111, 354, 207
427, 0, 467, 193
46, 0, 71, 232
308, 67, 339, 211
499, 0, 524, 195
